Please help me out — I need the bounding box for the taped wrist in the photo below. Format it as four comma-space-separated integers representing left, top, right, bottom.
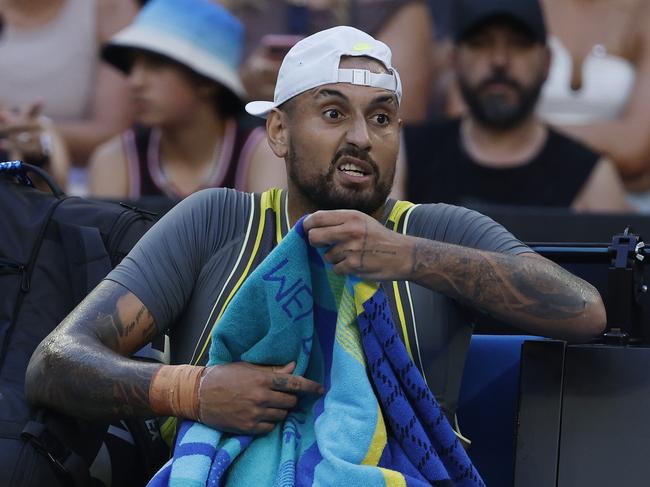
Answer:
149, 365, 205, 420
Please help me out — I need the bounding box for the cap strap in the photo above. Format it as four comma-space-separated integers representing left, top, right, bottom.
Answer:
337, 68, 398, 92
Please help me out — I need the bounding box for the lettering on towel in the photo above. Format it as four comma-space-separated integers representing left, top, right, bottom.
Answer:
263, 258, 313, 322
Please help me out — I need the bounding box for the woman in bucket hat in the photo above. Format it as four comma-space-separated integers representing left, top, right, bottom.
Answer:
88, 0, 284, 200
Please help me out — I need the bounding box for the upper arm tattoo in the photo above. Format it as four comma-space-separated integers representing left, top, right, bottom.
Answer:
27, 280, 162, 418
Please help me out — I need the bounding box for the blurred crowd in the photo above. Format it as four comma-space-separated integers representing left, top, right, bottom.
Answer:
1, 0, 649, 213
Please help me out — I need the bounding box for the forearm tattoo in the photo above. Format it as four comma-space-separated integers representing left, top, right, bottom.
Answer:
27, 280, 161, 419
410, 240, 594, 324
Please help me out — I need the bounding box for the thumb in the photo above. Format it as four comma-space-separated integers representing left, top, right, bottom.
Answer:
274, 361, 296, 374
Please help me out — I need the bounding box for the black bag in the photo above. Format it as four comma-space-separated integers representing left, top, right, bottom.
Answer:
0, 161, 166, 486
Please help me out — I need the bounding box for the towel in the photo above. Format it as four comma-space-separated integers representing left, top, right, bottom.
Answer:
148, 217, 484, 487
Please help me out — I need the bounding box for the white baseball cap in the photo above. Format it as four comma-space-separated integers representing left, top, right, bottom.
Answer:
245, 26, 402, 118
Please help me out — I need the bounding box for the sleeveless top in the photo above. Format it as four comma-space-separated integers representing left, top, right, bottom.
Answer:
537, 36, 636, 125
404, 119, 599, 207
0, 0, 97, 120
120, 118, 266, 199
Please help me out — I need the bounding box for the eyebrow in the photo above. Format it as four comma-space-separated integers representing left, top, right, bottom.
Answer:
314, 89, 397, 107
371, 95, 397, 106
314, 89, 348, 102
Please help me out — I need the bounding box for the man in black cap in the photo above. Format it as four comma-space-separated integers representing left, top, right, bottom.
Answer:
404, 0, 632, 212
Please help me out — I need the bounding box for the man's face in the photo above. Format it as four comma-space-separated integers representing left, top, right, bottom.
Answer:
454, 20, 549, 129
279, 57, 401, 216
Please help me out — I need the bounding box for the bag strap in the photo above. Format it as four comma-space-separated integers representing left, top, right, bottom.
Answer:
21, 412, 93, 487
0, 160, 65, 198
56, 220, 113, 305
0, 178, 67, 366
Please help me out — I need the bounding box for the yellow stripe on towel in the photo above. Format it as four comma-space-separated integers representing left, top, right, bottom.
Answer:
362, 403, 388, 467
379, 468, 408, 487
354, 281, 379, 316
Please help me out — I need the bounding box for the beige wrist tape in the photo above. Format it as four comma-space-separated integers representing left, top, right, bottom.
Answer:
149, 364, 205, 420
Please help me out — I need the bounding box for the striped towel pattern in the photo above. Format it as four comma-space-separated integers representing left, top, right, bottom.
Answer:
147, 217, 484, 487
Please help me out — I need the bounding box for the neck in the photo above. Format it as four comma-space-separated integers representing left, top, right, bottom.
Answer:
159, 109, 226, 169
460, 115, 547, 168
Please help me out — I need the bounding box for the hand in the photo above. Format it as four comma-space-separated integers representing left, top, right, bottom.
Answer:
303, 210, 415, 281
0, 102, 53, 167
197, 361, 323, 434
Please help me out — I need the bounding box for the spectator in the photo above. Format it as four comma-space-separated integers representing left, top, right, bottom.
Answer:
88, 0, 284, 200
0, 104, 70, 191
224, 0, 433, 124
403, 0, 631, 212
536, 0, 650, 210
0, 0, 138, 170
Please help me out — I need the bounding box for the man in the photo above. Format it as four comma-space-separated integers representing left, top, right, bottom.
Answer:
26, 25, 604, 459
404, 0, 631, 212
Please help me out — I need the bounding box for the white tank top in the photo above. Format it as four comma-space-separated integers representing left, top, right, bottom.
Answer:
0, 0, 98, 120
537, 36, 636, 125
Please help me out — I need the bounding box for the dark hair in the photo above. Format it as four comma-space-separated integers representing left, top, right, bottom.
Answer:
192, 73, 244, 119
127, 48, 243, 118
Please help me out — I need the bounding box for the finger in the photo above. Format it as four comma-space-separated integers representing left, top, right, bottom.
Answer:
259, 407, 289, 422
307, 226, 337, 248
274, 362, 295, 374
263, 390, 299, 409
323, 245, 350, 266
303, 210, 353, 233
332, 260, 352, 276
247, 361, 295, 374
270, 373, 324, 395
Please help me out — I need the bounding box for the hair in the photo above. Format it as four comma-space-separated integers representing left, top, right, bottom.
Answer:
127, 48, 243, 118
190, 70, 244, 119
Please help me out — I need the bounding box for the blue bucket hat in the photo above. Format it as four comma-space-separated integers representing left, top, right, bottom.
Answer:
102, 0, 246, 101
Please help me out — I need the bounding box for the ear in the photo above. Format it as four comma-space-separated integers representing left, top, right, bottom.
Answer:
266, 108, 289, 158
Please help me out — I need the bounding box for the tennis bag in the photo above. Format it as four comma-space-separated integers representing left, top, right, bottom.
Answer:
0, 161, 165, 486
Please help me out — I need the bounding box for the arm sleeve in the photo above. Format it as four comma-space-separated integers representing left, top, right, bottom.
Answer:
105, 188, 250, 334
407, 202, 532, 255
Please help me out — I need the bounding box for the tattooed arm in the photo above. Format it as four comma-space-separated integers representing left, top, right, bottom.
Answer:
25, 280, 323, 433
25, 280, 159, 419
304, 209, 606, 341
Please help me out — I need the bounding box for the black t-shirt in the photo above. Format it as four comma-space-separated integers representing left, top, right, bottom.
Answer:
404, 118, 599, 207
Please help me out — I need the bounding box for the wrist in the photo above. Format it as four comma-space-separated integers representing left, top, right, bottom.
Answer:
405, 236, 440, 282
149, 364, 205, 420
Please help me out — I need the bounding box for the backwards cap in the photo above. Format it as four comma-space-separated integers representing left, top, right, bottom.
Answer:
245, 26, 402, 119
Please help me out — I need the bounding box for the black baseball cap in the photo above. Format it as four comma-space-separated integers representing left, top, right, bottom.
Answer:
453, 0, 547, 44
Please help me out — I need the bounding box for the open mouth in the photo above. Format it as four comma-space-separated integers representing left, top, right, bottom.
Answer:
336, 156, 374, 179
338, 162, 369, 177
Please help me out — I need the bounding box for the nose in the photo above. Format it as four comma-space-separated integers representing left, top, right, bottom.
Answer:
345, 115, 371, 152
488, 39, 511, 69
128, 60, 147, 90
